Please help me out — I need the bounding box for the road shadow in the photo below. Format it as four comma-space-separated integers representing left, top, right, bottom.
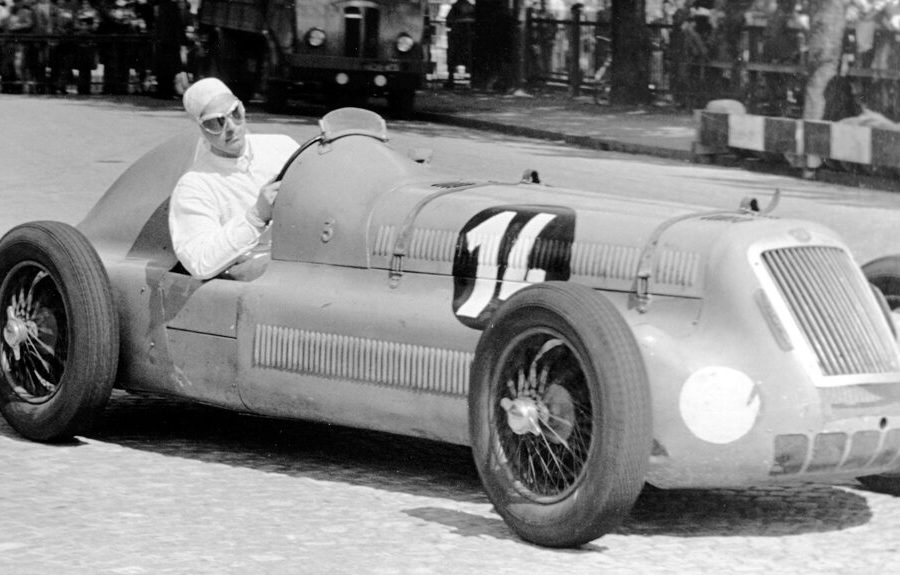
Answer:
83, 391, 487, 504
401, 481, 872, 544
0, 391, 873, 540
620, 483, 872, 537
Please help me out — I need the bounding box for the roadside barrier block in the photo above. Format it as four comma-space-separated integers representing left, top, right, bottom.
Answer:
805, 121, 870, 164
873, 129, 900, 167
694, 112, 801, 159
696, 112, 900, 175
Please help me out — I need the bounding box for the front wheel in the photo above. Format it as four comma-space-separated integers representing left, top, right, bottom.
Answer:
858, 255, 900, 491
469, 282, 652, 547
0, 222, 119, 441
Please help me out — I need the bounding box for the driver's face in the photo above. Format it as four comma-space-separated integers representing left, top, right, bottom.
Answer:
198, 94, 247, 158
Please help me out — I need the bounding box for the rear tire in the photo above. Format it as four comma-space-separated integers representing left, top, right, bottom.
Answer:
858, 256, 900, 491
0, 222, 118, 441
469, 282, 651, 547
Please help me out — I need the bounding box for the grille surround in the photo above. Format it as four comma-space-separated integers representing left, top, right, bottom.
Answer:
762, 246, 900, 377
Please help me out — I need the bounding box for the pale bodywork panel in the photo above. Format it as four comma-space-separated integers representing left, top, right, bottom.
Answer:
78, 124, 900, 489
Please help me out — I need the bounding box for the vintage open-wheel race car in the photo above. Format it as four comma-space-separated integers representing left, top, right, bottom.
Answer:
3, 108, 900, 547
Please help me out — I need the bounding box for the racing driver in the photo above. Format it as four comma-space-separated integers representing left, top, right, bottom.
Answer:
168, 77, 299, 280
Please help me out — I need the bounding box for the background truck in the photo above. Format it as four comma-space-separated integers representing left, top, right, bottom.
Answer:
198, 0, 430, 114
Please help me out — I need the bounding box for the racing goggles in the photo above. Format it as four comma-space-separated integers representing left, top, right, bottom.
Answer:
198, 100, 245, 134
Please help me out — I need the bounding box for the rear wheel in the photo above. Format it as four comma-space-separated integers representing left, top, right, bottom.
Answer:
469, 282, 651, 547
0, 222, 118, 441
858, 256, 900, 492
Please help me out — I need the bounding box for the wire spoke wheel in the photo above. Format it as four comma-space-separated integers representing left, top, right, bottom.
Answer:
495, 331, 592, 500
0, 221, 118, 442
469, 282, 651, 548
1, 262, 68, 403
858, 256, 900, 493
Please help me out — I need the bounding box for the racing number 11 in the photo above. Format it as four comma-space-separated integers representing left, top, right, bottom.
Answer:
456, 211, 557, 318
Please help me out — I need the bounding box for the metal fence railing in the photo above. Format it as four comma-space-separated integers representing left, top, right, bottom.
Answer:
520, 12, 900, 118
8, 20, 900, 121
0, 33, 158, 95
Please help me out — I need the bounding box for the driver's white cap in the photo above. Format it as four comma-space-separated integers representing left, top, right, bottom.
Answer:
183, 77, 235, 121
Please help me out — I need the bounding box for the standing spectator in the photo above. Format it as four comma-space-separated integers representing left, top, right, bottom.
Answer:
444, 0, 474, 89
2, 0, 35, 94
850, 1, 877, 69
667, 1, 689, 106
526, 1, 555, 87
31, 0, 59, 93
73, 0, 98, 94
152, 0, 184, 99
670, 1, 707, 108
872, 1, 900, 71
691, 0, 715, 44
50, 0, 79, 93
0, 1, 11, 91
96, 0, 134, 94
132, 0, 152, 92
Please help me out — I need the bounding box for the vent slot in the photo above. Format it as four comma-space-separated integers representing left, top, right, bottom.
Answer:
254, 325, 472, 396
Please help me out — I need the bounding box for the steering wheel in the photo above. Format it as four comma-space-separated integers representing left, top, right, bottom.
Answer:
272, 134, 323, 183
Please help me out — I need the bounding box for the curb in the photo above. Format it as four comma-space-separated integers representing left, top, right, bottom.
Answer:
416, 106, 900, 193
415, 111, 697, 162
696, 111, 900, 175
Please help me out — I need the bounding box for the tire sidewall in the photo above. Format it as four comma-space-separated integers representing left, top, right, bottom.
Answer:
0, 224, 117, 440
859, 256, 900, 485
469, 283, 650, 546
864, 256, 900, 306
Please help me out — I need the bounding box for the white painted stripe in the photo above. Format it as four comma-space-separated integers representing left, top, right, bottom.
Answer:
830, 123, 872, 164
727, 114, 766, 151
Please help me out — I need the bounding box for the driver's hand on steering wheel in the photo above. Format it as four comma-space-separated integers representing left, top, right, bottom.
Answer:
249, 180, 281, 228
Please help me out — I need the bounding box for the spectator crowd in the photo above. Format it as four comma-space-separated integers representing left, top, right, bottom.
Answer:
652, 0, 900, 111
0, 0, 196, 97
656, 2, 900, 72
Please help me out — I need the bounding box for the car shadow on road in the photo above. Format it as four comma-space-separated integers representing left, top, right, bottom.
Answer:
1, 390, 875, 541
620, 483, 872, 537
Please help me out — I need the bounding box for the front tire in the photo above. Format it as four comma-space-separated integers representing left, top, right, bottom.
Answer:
0, 222, 118, 441
858, 256, 900, 492
469, 282, 651, 547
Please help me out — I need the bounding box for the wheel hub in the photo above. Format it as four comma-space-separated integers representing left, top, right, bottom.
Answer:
501, 396, 546, 436
2, 305, 32, 360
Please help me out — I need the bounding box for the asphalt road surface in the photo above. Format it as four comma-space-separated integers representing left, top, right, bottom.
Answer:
2, 95, 900, 574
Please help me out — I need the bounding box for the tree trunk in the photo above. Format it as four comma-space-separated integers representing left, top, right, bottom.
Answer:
609, 0, 651, 105
803, 0, 846, 120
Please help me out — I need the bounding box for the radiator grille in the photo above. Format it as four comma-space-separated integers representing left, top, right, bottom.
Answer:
762, 246, 900, 376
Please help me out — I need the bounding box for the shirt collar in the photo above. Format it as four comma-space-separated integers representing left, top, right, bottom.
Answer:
199, 136, 254, 172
